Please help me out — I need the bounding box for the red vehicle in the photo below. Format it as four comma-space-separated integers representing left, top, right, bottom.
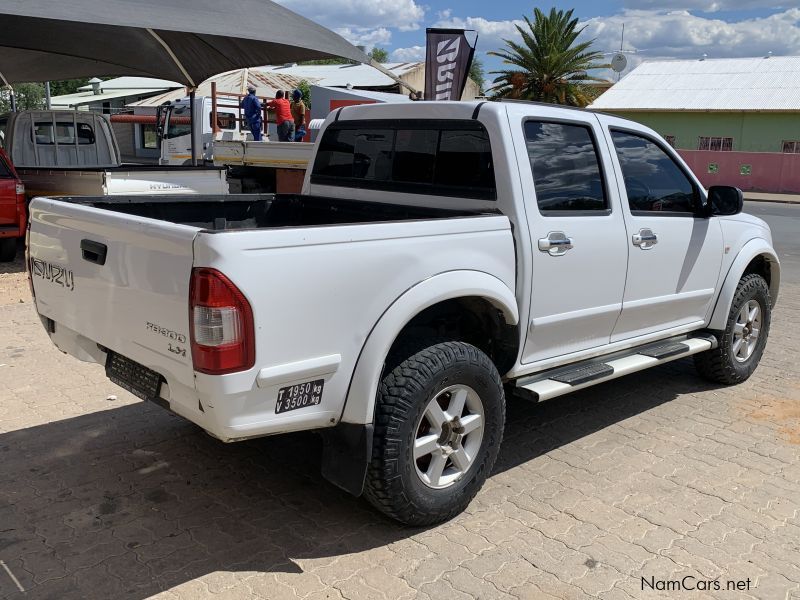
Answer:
0, 148, 25, 262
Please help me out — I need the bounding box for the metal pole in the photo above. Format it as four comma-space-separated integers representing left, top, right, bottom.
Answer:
45, 81, 52, 109
211, 82, 219, 135
0, 70, 16, 112
189, 88, 197, 166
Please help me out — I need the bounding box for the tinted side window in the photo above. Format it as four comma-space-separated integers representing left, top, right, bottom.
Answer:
612, 131, 697, 214
525, 121, 607, 212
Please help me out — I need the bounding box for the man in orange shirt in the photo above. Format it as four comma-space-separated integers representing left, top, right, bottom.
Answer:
266, 91, 295, 142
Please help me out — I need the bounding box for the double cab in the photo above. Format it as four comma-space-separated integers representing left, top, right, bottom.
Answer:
27, 101, 779, 525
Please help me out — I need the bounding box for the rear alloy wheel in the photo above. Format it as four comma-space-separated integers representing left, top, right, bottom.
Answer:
0, 237, 17, 262
364, 341, 504, 526
694, 273, 771, 384
413, 384, 485, 490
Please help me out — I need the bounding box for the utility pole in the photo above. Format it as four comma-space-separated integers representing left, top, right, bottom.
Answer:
45, 81, 52, 109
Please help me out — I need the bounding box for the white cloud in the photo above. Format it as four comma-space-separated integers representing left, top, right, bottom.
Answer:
390, 45, 425, 62
434, 8, 800, 80
582, 8, 800, 75
432, 15, 524, 52
275, 0, 425, 31
335, 27, 392, 50
623, 0, 789, 11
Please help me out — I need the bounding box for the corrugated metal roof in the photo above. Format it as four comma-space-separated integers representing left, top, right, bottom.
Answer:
128, 68, 317, 107
77, 76, 182, 90
590, 55, 800, 112
51, 88, 168, 107
257, 62, 422, 88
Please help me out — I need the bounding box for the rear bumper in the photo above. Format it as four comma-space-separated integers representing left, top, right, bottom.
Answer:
44, 320, 340, 442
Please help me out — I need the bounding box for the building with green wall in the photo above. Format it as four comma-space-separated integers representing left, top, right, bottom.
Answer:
607, 111, 800, 153
591, 56, 800, 154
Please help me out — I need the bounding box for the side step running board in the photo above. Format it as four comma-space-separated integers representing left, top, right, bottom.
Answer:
516, 335, 717, 402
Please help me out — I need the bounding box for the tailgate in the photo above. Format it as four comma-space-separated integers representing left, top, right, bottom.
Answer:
104, 169, 229, 195
28, 197, 199, 389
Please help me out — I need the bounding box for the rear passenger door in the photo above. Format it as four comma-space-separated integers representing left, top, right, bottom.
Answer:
604, 126, 724, 341
515, 115, 629, 364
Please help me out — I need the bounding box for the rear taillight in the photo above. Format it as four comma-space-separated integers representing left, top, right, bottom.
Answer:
189, 268, 254, 375
16, 182, 25, 196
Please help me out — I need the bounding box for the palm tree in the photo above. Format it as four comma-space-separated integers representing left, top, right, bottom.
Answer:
488, 7, 608, 106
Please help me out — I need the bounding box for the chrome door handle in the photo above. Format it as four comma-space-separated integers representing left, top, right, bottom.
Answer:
538, 232, 574, 256
632, 228, 658, 250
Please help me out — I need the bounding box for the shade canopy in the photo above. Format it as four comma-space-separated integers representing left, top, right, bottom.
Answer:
0, 0, 371, 86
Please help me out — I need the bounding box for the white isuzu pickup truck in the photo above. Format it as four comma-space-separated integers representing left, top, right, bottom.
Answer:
27, 101, 779, 525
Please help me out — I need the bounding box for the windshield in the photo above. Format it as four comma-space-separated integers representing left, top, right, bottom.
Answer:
165, 106, 191, 139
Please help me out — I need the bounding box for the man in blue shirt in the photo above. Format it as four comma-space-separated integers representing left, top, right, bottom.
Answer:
240, 85, 263, 141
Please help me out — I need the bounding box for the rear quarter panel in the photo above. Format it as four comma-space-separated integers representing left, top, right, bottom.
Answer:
192, 215, 516, 437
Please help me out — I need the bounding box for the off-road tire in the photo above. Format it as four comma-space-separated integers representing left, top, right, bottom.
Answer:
364, 341, 505, 526
0, 237, 17, 262
694, 273, 771, 384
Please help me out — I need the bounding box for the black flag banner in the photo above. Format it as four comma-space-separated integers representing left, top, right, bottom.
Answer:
424, 28, 477, 101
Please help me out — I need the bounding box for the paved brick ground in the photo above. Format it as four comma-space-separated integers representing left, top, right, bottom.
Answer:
1, 247, 799, 599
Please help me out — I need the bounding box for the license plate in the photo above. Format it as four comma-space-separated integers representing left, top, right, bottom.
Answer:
275, 379, 324, 414
106, 352, 163, 403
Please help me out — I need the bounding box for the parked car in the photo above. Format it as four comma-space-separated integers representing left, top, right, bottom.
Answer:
27, 100, 780, 525
0, 148, 25, 261
0, 111, 228, 198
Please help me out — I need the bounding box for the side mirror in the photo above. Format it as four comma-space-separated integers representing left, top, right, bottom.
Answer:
708, 185, 744, 216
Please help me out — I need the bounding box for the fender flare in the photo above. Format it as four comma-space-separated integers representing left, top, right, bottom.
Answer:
340, 270, 519, 425
707, 238, 780, 331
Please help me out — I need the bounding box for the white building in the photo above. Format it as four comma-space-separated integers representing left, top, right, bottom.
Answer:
49, 76, 182, 113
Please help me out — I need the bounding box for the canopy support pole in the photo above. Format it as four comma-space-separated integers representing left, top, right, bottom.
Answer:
146, 28, 198, 166
189, 87, 198, 167
0, 70, 16, 112
367, 60, 417, 94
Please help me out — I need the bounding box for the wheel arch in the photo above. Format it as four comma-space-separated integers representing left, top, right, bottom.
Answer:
339, 270, 519, 426
708, 239, 780, 331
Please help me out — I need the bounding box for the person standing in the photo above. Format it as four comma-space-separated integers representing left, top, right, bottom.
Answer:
240, 85, 263, 141
266, 91, 295, 142
290, 89, 307, 142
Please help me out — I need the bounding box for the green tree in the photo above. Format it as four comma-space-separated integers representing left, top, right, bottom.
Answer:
469, 58, 485, 94
49, 79, 91, 97
301, 47, 389, 66
488, 7, 607, 106
368, 47, 389, 63
0, 83, 45, 112
297, 79, 312, 110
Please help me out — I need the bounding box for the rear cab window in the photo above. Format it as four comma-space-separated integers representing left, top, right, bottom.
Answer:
311, 119, 496, 200
33, 122, 95, 145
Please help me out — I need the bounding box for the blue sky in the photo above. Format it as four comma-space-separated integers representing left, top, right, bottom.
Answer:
277, 1, 800, 81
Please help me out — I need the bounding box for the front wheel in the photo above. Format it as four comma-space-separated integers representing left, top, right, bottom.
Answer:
364, 341, 505, 526
0, 237, 17, 262
694, 273, 771, 384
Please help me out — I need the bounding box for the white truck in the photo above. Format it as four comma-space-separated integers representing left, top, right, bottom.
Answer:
27, 101, 779, 525
0, 111, 228, 197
